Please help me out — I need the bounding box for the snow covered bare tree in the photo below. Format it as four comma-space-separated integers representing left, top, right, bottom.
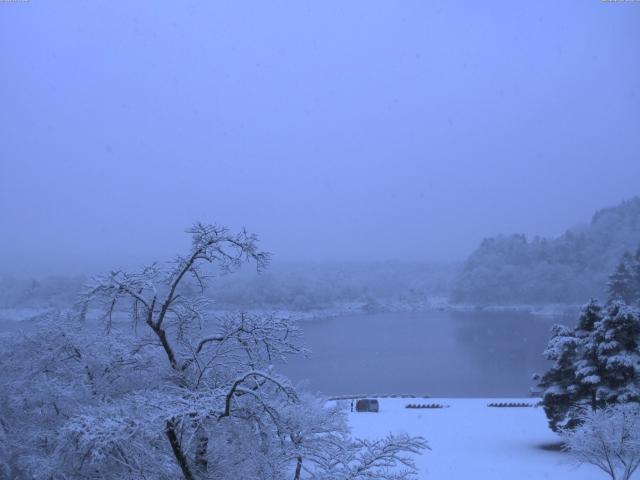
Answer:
562, 404, 640, 480
0, 223, 427, 480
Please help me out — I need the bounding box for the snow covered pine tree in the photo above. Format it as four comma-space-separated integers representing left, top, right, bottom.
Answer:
536, 322, 581, 431
607, 247, 640, 306
538, 250, 640, 432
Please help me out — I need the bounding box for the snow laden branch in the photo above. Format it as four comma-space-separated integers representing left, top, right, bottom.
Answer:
562, 404, 640, 480
346, 434, 429, 478
221, 370, 299, 419
306, 432, 429, 480
83, 223, 271, 370
261, 394, 429, 480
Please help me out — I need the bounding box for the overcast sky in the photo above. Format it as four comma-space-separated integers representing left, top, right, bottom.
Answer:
1, 1, 639, 274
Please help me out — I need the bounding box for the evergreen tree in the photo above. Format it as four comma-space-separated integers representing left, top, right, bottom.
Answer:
607, 252, 636, 305
589, 303, 640, 405
538, 300, 640, 432
632, 246, 640, 305
573, 300, 604, 412
538, 323, 580, 431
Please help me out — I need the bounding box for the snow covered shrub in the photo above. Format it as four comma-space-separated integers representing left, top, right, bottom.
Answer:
0, 313, 163, 478
537, 300, 640, 432
562, 404, 640, 480
0, 223, 427, 480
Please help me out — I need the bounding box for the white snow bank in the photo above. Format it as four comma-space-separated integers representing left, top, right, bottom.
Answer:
345, 397, 601, 479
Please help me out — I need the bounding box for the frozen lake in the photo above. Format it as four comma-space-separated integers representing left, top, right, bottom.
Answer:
281, 310, 572, 397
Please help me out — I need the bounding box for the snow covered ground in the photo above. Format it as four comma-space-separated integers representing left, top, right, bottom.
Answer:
345, 397, 602, 479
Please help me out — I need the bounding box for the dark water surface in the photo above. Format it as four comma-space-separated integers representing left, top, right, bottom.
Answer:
0, 308, 573, 398
280, 310, 573, 398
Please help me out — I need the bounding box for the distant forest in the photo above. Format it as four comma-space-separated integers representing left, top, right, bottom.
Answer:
0, 261, 456, 314
3, 198, 640, 313
452, 198, 640, 305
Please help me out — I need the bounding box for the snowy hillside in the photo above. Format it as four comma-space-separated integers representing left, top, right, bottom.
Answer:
345, 398, 601, 479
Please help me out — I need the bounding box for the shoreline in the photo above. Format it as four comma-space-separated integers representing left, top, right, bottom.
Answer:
0, 298, 582, 327
210, 297, 582, 321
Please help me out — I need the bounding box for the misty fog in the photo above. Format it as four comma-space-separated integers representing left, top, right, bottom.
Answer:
2, 1, 640, 274
1, 2, 639, 480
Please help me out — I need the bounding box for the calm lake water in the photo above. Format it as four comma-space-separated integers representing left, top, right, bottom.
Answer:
0, 308, 575, 398
280, 310, 574, 398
